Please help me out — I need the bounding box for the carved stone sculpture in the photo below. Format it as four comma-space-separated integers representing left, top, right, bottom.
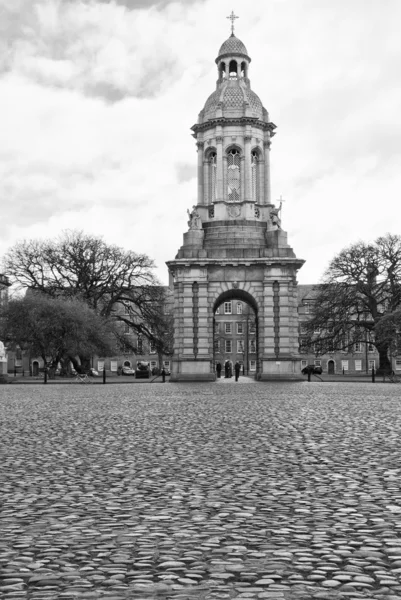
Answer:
187, 206, 202, 230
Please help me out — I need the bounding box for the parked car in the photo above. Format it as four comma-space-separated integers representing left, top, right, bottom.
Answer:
302, 365, 323, 375
89, 368, 99, 377
135, 361, 150, 379
121, 366, 135, 376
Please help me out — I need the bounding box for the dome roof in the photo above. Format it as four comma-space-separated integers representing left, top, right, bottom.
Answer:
203, 80, 264, 121
218, 34, 249, 58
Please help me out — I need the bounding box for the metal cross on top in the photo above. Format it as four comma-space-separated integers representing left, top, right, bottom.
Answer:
227, 10, 239, 35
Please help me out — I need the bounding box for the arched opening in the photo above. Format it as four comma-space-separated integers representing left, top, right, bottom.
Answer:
229, 59, 238, 79
213, 289, 259, 378
328, 360, 335, 375
123, 360, 131, 367
241, 61, 247, 78
226, 148, 241, 202
219, 61, 226, 80
32, 361, 39, 376
205, 149, 217, 202
251, 148, 262, 203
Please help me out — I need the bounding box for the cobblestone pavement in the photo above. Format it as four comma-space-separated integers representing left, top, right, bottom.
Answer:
2, 382, 401, 600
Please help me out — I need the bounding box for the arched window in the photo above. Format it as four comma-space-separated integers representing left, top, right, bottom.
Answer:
251, 150, 260, 202
227, 148, 241, 202
219, 62, 226, 80
209, 151, 217, 202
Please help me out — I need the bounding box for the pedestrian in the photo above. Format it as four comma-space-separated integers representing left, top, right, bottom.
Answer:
224, 361, 229, 378
161, 368, 166, 383
234, 361, 240, 382
216, 362, 222, 378
228, 360, 233, 378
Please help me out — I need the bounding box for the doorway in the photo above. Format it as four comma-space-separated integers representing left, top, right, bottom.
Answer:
328, 360, 335, 375
213, 291, 258, 377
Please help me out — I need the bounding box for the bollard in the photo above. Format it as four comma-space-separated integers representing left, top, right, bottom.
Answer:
44, 369, 48, 384
308, 370, 311, 382
103, 369, 106, 384
372, 367, 375, 383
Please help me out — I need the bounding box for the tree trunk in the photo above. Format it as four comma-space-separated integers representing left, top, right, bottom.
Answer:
79, 356, 91, 374
69, 356, 82, 374
376, 342, 391, 375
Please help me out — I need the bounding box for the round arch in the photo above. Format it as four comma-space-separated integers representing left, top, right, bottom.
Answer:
213, 288, 259, 314
224, 143, 242, 155
213, 289, 260, 378
204, 146, 217, 159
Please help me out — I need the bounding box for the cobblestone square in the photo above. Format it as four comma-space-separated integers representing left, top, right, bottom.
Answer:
2, 382, 401, 600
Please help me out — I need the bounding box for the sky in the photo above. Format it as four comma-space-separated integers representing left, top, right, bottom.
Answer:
1, 0, 400, 285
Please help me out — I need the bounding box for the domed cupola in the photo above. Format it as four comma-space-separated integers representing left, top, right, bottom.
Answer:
198, 18, 268, 124
217, 34, 250, 62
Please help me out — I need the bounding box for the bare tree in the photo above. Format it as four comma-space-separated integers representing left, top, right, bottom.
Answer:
302, 234, 401, 373
3, 230, 166, 354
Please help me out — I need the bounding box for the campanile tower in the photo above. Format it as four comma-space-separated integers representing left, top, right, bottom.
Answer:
167, 17, 304, 381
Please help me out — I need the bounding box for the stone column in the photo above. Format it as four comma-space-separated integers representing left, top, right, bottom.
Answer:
244, 135, 252, 202
203, 156, 209, 204
197, 141, 204, 204
222, 154, 227, 202
263, 137, 271, 205
216, 135, 224, 202
240, 155, 245, 202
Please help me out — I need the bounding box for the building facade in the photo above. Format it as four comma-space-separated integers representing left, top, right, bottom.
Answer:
167, 24, 304, 381
298, 284, 380, 374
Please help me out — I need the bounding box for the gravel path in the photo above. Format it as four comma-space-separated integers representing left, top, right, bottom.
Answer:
1, 382, 401, 600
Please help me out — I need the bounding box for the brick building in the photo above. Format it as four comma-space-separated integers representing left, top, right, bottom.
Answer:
298, 284, 380, 374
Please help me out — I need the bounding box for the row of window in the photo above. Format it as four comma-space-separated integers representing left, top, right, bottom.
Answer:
300, 340, 376, 354
216, 340, 257, 353
302, 359, 378, 371
118, 337, 156, 354
216, 301, 245, 315
218, 321, 256, 334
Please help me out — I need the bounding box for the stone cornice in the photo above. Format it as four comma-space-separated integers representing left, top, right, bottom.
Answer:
166, 257, 305, 269
192, 117, 277, 136
215, 52, 251, 64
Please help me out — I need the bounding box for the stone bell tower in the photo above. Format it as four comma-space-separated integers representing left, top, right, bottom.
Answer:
167, 16, 304, 381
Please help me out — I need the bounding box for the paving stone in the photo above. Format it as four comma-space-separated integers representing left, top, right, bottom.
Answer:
2, 382, 401, 598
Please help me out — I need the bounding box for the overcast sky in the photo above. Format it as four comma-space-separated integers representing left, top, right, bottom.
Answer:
1, 0, 400, 285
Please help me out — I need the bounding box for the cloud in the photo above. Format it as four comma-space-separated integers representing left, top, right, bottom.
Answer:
1, 0, 400, 286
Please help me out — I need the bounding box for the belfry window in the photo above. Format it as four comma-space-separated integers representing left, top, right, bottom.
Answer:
251, 150, 260, 202
209, 151, 217, 202
227, 149, 241, 202
229, 60, 238, 79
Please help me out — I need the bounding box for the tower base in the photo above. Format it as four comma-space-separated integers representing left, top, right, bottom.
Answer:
258, 358, 303, 381
170, 359, 216, 382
